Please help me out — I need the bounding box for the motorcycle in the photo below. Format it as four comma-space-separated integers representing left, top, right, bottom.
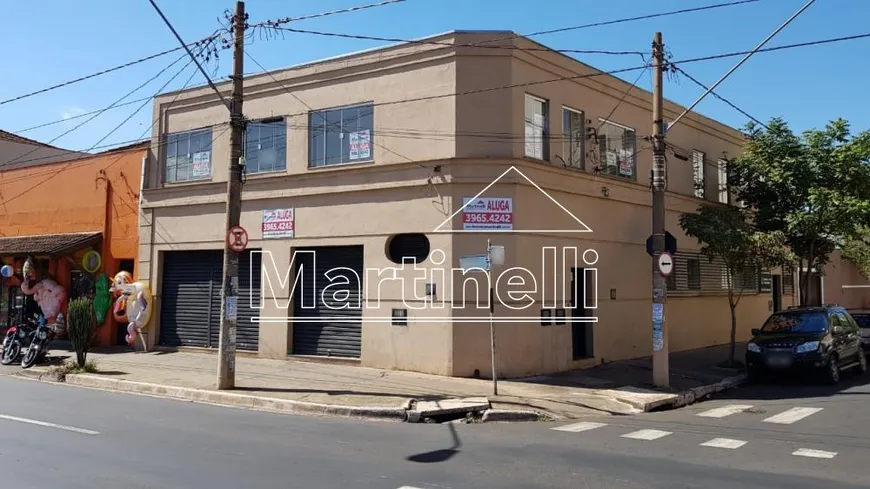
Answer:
1, 314, 38, 366
21, 314, 55, 369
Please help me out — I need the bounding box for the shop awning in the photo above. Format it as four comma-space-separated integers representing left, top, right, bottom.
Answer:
0, 232, 102, 256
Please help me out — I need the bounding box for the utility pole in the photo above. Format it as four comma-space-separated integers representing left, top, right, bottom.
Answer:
651, 32, 669, 388
217, 0, 246, 390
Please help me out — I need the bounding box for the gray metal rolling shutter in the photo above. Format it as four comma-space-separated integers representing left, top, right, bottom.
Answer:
292, 246, 363, 358
160, 251, 221, 348
160, 249, 260, 351
235, 250, 261, 351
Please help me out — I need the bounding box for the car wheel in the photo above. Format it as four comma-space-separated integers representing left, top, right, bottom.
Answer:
855, 349, 868, 375
824, 356, 840, 384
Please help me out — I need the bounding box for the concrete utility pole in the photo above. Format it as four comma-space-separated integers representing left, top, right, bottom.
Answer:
651, 32, 669, 388
217, 1, 246, 390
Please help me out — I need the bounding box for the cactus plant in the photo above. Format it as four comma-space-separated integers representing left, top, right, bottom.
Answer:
68, 297, 96, 367
93, 272, 111, 325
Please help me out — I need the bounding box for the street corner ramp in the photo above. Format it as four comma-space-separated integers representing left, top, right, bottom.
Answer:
599, 386, 680, 412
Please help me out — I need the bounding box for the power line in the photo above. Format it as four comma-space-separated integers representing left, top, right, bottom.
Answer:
1, 52, 190, 169
668, 0, 816, 132
245, 51, 422, 168
251, 0, 407, 28
0, 35, 220, 107
148, 0, 231, 110
272, 26, 646, 57
670, 65, 768, 130
522, 0, 762, 38
13, 96, 156, 134
597, 66, 651, 133
1, 59, 205, 205
245, 30, 870, 124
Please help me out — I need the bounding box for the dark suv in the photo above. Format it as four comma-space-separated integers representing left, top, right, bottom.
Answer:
846, 309, 870, 352
746, 305, 867, 383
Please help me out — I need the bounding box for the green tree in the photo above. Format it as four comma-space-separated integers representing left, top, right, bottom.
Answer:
842, 225, 870, 280
728, 118, 870, 305
680, 205, 793, 366
67, 297, 97, 368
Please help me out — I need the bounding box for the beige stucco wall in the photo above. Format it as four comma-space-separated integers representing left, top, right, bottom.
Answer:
140, 31, 782, 378
823, 251, 870, 309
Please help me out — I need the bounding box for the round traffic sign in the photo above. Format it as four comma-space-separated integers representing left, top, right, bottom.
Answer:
658, 252, 674, 277
227, 225, 249, 252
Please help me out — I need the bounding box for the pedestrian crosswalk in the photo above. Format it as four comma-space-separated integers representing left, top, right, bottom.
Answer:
550, 403, 834, 459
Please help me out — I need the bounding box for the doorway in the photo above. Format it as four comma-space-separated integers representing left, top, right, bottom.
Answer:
570, 267, 594, 360
772, 274, 782, 312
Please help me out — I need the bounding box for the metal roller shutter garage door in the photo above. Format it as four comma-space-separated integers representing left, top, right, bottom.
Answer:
292, 245, 364, 358
159, 250, 261, 351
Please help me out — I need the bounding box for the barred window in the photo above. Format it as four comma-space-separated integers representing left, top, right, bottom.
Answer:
666, 252, 762, 297
782, 265, 795, 295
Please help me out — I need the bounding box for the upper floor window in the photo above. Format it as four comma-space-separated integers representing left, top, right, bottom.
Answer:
164, 128, 213, 183
524, 94, 549, 161
562, 107, 585, 169
309, 103, 373, 168
597, 120, 636, 180
717, 159, 729, 204
693, 150, 706, 199
245, 118, 287, 174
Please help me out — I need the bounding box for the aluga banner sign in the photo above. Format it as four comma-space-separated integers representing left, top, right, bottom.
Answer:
462, 197, 513, 230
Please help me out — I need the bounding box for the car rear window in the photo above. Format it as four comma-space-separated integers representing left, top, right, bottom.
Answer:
760, 311, 828, 334
851, 314, 870, 329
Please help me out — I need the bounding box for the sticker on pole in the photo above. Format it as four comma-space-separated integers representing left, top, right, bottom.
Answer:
225, 296, 238, 321
227, 226, 248, 252
657, 252, 674, 277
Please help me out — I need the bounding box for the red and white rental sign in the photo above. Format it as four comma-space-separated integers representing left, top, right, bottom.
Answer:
262, 208, 295, 239
462, 197, 513, 230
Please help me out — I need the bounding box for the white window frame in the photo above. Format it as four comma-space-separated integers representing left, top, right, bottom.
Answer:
561, 106, 585, 169
597, 118, 637, 180
692, 150, 706, 199
244, 117, 287, 174
309, 102, 374, 168
717, 159, 729, 204
524, 94, 549, 161
163, 127, 213, 184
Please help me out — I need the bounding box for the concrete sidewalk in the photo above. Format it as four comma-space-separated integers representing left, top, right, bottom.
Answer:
10, 343, 747, 422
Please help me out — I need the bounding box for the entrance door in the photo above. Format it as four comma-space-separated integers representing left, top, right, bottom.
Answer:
292, 246, 364, 358
159, 250, 261, 350
772, 275, 783, 312
570, 267, 594, 360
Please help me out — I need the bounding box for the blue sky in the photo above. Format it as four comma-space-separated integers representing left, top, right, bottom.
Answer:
2, 0, 868, 152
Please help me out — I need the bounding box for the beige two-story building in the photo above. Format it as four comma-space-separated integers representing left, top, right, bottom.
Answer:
139, 31, 795, 379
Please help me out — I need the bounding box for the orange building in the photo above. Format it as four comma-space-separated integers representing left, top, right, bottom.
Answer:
0, 140, 147, 346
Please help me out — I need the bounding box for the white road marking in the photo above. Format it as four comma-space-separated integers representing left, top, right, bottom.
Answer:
397, 487, 425, 489
551, 422, 608, 433
792, 448, 837, 459
697, 404, 754, 418
762, 407, 823, 424
621, 429, 672, 441
0, 414, 99, 435
700, 438, 747, 449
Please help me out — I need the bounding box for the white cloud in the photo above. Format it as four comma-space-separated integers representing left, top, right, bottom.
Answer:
61, 107, 86, 120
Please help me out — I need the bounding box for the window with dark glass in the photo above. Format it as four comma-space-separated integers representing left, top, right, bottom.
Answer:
245, 118, 286, 174
164, 128, 213, 183
597, 120, 636, 180
309, 104, 374, 167
562, 107, 584, 169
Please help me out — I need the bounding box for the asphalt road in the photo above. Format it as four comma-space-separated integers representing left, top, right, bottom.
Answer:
1, 371, 869, 488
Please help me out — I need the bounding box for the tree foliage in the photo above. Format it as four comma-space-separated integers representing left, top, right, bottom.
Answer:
842, 225, 870, 281
680, 204, 793, 365
728, 117, 870, 304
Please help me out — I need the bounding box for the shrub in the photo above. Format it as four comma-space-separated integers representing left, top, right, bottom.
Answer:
67, 297, 96, 367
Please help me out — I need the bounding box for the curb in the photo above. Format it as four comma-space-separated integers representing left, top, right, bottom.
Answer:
53, 373, 409, 422
671, 373, 747, 409
481, 409, 551, 423
607, 374, 747, 412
